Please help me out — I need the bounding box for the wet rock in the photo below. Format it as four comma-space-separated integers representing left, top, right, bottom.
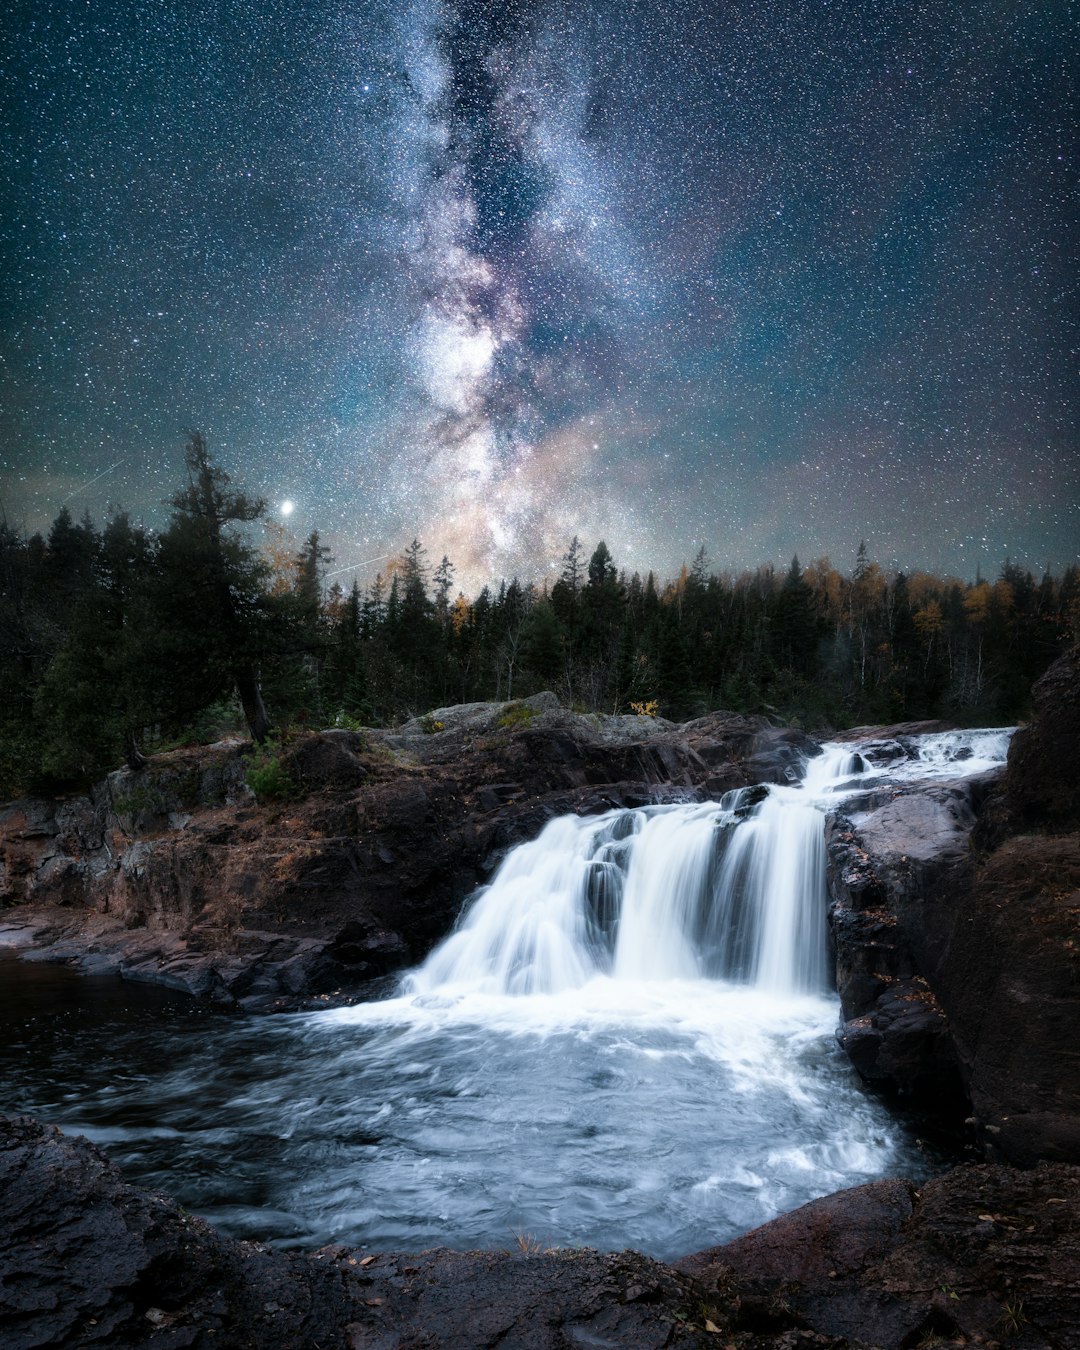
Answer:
0, 1114, 351, 1350
746, 725, 822, 785
835, 979, 965, 1110
826, 776, 998, 1113
680, 1162, 1080, 1350
827, 681, 1080, 1163
0, 1115, 711, 1350
830, 718, 957, 743
933, 832, 1080, 1166
732, 783, 771, 817
984, 649, 1080, 840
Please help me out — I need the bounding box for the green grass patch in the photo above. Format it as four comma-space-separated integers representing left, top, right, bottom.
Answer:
496, 701, 537, 730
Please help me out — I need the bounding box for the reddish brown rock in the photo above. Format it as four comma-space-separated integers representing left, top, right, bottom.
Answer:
825, 654, 1080, 1164
998, 648, 1080, 834
0, 697, 816, 1010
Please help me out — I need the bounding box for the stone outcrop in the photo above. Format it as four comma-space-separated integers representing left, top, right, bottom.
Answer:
0, 1115, 709, 1350
935, 833, 1080, 1166
826, 650, 1080, 1165
4, 1114, 1078, 1350
826, 776, 994, 1117
0, 695, 817, 1009
680, 1161, 1080, 1349
989, 648, 1080, 836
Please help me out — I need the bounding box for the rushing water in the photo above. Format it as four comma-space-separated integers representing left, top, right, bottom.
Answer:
0, 727, 1011, 1260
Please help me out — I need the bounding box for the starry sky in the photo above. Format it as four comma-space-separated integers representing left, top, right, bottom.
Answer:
2, 0, 1076, 590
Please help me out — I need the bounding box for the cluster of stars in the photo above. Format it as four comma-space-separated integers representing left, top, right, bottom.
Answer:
1, 0, 1075, 588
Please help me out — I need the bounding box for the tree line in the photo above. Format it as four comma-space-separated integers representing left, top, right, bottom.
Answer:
2, 434, 1076, 795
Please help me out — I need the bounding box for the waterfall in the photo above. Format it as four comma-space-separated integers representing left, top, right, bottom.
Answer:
316, 726, 1014, 1256
405, 726, 1014, 1004
6, 726, 1014, 1262
407, 749, 865, 1000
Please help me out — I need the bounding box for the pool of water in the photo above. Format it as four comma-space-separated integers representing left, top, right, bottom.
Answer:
0, 954, 935, 1260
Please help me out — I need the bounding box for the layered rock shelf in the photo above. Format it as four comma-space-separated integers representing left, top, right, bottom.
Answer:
0, 695, 816, 1008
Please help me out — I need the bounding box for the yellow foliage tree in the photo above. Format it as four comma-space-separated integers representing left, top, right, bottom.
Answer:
963, 581, 992, 626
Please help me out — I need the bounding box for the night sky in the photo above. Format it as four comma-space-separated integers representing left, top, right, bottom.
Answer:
2, 0, 1076, 590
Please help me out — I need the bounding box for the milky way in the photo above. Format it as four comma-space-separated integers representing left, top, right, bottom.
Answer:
2, 0, 1076, 587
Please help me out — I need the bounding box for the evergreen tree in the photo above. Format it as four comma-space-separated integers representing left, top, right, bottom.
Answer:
44, 505, 98, 612
433, 555, 455, 625
519, 599, 564, 689
774, 555, 818, 675
580, 541, 623, 706
157, 432, 273, 741
657, 609, 694, 719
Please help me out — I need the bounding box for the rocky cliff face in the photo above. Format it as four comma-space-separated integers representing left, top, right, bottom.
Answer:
826, 650, 1080, 1166
0, 694, 815, 1009
990, 649, 1080, 836
825, 774, 995, 1117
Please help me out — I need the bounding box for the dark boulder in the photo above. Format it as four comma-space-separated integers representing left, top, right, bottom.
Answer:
933, 832, 1080, 1165
0, 1114, 352, 1349
825, 780, 983, 1113
836, 979, 965, 1113
745, 725, 821, 785
987, 648, 1080, 838
0, 1115, 713, 1349
679, 1162, 1080, 1349
827, 658, 1080, 1164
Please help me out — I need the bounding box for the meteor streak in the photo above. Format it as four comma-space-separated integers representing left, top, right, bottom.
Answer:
325, 553, 392, 579
60, 457, 129, 505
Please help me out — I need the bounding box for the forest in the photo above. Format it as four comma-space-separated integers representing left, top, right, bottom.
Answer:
2, 434, 1076, 796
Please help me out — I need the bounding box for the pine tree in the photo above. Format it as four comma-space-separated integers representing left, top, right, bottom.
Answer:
433, 555, 455, 625
519, 599, 564, 689
158, 432, 273, 741
657, 610, 693, 719
774, 555, 818, 675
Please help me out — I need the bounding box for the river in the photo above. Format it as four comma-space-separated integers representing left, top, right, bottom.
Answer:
0, 727, 1010, 1261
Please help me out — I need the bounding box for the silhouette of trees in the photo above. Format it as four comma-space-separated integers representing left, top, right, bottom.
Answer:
1, 433, 1073, 795
158, 432, 273, 742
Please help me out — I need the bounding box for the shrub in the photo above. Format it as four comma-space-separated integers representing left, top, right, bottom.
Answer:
331, 709, 368, 733
244, 741, 295, 801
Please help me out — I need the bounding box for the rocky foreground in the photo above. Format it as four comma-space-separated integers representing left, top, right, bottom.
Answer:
2, 1114, 1078, 1349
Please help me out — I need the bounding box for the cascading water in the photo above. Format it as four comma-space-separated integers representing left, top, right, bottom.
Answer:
0, 727, 1015, 1259
407, 749, 858, 1000
411, 729, 1000, 1009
